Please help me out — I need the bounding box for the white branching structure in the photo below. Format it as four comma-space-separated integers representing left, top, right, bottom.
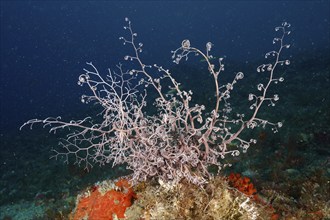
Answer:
21, 18, 291, 186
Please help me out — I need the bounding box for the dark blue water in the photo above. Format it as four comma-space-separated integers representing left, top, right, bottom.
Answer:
1, 1, 329, 133
0, 1, 329, 219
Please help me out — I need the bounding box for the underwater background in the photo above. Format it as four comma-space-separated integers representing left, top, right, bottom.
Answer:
0, 1, 329, 219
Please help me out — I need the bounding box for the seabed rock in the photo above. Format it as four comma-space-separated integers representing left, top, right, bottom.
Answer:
70, 176, 274, 220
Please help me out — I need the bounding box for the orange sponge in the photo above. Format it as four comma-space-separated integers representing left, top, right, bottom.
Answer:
72, 179, 137, 220
227, 173, 257, 197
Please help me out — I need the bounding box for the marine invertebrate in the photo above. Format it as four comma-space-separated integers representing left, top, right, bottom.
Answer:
227, 173, 257, 197
21, 18, 291, 186
227, 173, 280, 219
126, 176, 275, 220
71, 179, 136, 220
